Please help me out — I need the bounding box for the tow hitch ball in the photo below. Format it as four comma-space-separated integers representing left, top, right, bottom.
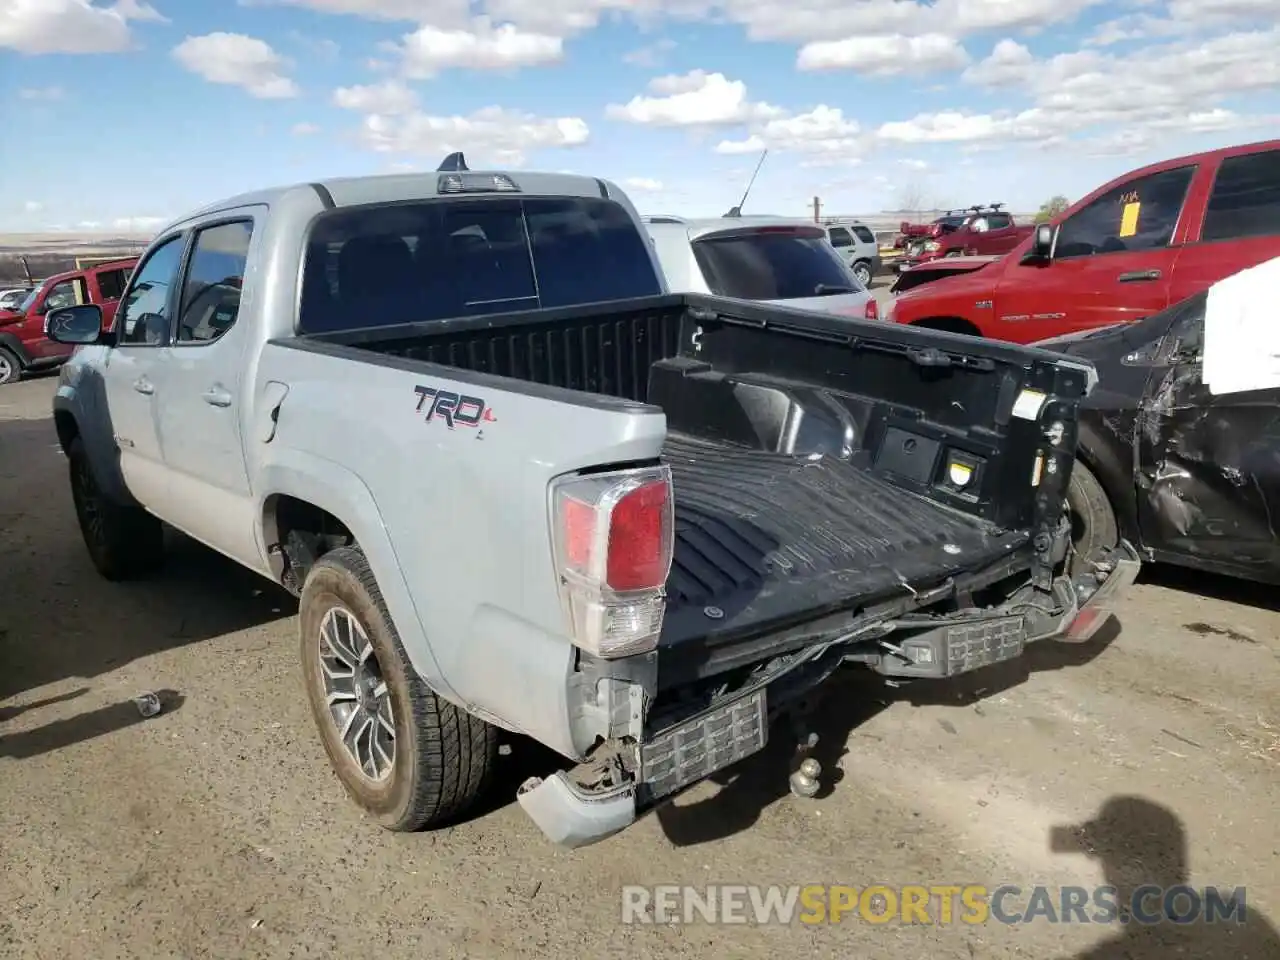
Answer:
788, 713, 823, 799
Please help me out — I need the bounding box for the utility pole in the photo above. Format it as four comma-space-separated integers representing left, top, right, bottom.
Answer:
812, 196, 822, 223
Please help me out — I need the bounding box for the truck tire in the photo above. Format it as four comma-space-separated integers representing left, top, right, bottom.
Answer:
1066, 460, 1118, 575
300, 545, 497, 832
0, 346, 20, 385
67, 436, 165, 580
852, 260, 873, 286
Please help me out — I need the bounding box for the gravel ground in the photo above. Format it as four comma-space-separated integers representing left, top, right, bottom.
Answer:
2, 375, 1279, 960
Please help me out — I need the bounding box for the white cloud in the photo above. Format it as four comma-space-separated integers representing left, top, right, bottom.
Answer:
797, 33, 969, 75
333, 79, 419, 114
172, 33, 300, 99
623, 38, 676, 68
0, 0, 164, 54
287, 30, 340, 58
291, 121, 321, 135
903, 158, 929, 170
961, 39, 1034, 87
112, 215, 166, 231
24, 200, 42, 212
250, 0, 472, 24
18, 85, 65, 100
395, 15, 562, 77
917, 25, 1280, 152
623, 177, 664, 191
606, 70, 783, 127
716, 105, 863, 165
354, 105, 589, 166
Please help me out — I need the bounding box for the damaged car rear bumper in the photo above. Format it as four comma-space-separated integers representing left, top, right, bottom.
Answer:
517, 541, 1140, 849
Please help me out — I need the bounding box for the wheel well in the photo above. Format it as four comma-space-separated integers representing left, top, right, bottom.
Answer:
54, 410, 79, 454
910, 316, 983, 338
262, 494, 355, 595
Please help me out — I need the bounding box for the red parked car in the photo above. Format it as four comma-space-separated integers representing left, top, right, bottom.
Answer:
896, 205, 1035, 272
0, 257, 136, 384
883, 139, 1280, 344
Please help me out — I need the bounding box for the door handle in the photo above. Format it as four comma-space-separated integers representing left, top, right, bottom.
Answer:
202, 385, 233, 408
133, 376, 154, 395
1118, 269, 1162, 283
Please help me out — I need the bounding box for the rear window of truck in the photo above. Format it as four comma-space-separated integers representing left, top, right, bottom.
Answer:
692, 228, 861, 300
298, 196, 662, 333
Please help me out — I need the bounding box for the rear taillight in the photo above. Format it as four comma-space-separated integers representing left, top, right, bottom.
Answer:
550, 465, 675, 658
864, 298, 879, 321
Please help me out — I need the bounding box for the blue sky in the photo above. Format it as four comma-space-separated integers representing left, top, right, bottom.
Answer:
2, 0, 1277, 233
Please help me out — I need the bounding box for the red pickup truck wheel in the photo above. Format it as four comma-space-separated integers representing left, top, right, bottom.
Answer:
300, 545, 498, 832
1066, 461, 1118, 575
0, 347, 19, 385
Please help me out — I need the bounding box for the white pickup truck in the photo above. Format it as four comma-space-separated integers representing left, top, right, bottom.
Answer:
47, 156, 1138, 847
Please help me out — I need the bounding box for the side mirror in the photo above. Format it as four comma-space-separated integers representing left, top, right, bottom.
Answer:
45, 304, 103, 344
1021, 223, 1056, 264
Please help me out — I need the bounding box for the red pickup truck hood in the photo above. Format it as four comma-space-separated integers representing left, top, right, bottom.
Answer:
906, 254, 1000, 273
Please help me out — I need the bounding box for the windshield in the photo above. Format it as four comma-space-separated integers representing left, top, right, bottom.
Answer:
936, 216, 967, 229
692, 228, 862, 301
16, 285, 44, 312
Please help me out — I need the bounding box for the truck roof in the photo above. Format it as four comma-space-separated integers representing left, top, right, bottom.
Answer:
643, 215, 827, 240
164, 169, 629, 235
39, 256, 138, 286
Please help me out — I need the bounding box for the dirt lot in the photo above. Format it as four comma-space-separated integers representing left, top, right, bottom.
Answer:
2, 376, 1278, 960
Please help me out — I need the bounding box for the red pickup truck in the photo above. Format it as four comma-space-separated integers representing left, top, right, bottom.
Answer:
0, 257, 136, 385
883, 139, 1280, 343
896, 205, 1034, 271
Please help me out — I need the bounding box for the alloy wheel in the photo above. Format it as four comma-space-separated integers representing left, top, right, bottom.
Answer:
317, 606, 397, 782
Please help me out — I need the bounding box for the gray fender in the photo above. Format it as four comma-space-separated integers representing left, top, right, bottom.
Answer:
53, 369, 137, 507
255, 451, 458, 705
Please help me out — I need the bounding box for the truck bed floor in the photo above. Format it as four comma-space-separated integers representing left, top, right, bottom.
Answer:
659, 433, 1029, 660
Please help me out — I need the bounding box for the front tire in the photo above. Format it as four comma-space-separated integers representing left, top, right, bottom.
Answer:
852, 260, 873, 286
1066, 460, 1118, 575
0, 347, 20, 385
67, 436, 164, 580
300, 545, 497, 831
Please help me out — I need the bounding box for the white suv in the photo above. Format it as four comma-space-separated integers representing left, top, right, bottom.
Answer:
642, 215, 878, 321
821, 220, 881, 287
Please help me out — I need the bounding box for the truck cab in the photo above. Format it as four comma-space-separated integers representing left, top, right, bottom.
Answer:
898, 205, 1033, 272
885, 139, 1280, 343
0, 257, 136, 384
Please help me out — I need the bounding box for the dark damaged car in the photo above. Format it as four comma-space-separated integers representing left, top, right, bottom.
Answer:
1038, 286, 1280, 584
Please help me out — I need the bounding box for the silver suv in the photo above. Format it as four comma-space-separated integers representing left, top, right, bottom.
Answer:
820, 220, 881, 287
642, 215, 878, 320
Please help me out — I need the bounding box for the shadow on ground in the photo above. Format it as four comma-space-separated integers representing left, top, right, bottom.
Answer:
1140, 563, 1279, 614
0, 689, 184, 760
472, 610, 1125, 844
1055, 796, 1280, 959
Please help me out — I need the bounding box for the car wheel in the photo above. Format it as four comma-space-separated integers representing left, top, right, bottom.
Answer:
852, 261, 873, 286
68, 436, 165, 580
0, 347, 20, 385
300, 545, 498, 832
1066, 460, 1118, 576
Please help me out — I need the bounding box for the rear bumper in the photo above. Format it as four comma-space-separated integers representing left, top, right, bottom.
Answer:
518, 542, 1140, 848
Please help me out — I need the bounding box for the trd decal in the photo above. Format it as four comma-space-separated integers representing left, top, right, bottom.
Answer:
414, 384, 497, 429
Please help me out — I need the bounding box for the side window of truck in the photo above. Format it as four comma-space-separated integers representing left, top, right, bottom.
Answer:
42, 278, 86, 313
176, 221, 253, 344
117, 236, 186, 346
852, 225, 877, 245
96, 268, 127, 302
828, 227, 853, 248
987, 214, 1012, 229
1056, 166, 1196, 259
1201, 150, 1280, 243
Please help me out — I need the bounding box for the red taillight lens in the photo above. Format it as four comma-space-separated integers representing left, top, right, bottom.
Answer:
607, 479, 670, 590
864, 298, 879, 321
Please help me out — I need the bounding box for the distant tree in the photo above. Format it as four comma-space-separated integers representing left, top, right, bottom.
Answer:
1036, 195, 1070, 223
896, 181, 927, 215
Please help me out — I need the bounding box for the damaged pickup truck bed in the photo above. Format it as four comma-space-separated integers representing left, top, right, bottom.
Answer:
47, 163, 1138, 849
